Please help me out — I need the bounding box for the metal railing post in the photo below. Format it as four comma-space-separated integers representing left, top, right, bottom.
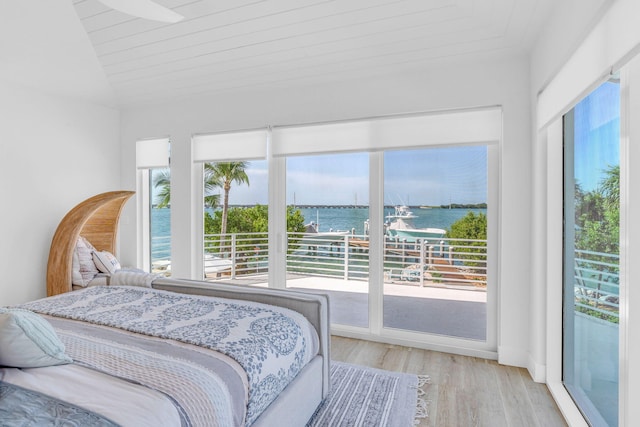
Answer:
231, 234, 236, 279
402, 238, 407, 264
420, 239, 425, 287
344, 235, 350, 280
428, 245, 434, 267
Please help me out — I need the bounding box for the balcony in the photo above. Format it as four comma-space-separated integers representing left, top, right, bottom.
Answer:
199, 232, 487, 286
194, 232, 486, 339
150, 233, 619, 342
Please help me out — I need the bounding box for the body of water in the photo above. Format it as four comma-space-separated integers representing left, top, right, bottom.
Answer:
298, 207, 486, 234
151, 206, 487, 259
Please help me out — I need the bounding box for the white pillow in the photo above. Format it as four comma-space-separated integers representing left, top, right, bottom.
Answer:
93, 251, 121, 275
72, 236, 99, 287
0, 308, 73, 368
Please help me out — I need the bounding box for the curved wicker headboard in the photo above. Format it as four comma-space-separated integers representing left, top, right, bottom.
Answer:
46, 191, 135, 297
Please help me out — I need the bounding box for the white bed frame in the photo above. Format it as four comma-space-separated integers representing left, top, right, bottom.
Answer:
151, 277, 331, 426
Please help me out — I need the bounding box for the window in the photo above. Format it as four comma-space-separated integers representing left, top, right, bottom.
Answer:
563, 77, 620, 426
285, 152, 370, 327
273, 108, 499, 348
168, 109, 500, 352
150, 167, 171, 276
383, 145, 488, 340
193, 130, 268, 282
136, 138, 170, 274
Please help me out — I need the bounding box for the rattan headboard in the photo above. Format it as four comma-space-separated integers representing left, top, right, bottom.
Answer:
46, 191, 135, 296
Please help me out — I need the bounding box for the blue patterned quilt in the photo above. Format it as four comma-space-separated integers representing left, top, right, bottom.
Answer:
20, 286, 319, 425
0, 381, 119, 426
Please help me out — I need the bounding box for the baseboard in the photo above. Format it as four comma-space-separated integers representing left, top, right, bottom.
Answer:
526, 355, 546, 383
497, 345, 528, 368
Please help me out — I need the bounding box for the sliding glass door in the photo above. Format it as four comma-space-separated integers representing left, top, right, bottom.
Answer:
382, 145, 488, 340
563, 77, 620, 426
285, 152, 369, 328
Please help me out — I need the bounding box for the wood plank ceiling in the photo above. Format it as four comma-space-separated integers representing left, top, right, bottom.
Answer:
73, 0, 555, 107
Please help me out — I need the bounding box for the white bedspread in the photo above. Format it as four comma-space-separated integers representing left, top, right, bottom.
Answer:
1, 364, 181, 427
20, 286, 319, 425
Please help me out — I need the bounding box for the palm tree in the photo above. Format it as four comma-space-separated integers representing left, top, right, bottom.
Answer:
600, 164, 620, 210
153, 166, 223, 209
203, 168, 222, 209
152, 163, 249, 234
152, 169, 171, 208
205, 162, 250, 235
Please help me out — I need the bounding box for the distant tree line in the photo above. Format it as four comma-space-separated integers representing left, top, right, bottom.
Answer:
437, 203, 487, 209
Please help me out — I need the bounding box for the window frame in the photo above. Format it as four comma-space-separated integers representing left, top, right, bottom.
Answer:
183, 108, 501, 357
273, 109, 500, 355
545, 73, 627, 426
135, 137, 171, 273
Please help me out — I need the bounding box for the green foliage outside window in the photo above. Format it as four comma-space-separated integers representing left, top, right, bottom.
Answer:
204, 205, 306, 253
446, 211, 487, 268
573, 165, 619, 323
575, 165, 619, 255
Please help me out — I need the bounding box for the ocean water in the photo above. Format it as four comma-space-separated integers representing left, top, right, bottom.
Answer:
298, 207, 486, 234
151, 207, 486, 258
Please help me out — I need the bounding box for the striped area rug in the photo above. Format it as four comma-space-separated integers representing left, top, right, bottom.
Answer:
307, 362, 429, 427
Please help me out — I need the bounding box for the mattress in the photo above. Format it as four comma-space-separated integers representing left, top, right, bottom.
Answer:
3, 285, 320, 426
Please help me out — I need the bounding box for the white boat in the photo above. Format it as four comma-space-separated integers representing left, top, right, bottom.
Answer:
302, 221, 351, 243
386, 205, 417, 219
385, 206, 446, 242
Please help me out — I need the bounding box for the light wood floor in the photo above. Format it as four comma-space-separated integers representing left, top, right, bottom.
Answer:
330, 336, 567, 427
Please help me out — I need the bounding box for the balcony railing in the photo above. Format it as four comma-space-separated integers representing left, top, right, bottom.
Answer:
573, 249, 619, 322
156, 233, 620, 323
151, 235, 171, 275
204, 233, 269, 279
202, 231, 488, 288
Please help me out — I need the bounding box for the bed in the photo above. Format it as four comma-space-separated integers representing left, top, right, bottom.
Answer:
1, 192, 331, 426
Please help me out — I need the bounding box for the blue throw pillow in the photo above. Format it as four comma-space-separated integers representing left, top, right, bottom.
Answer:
0, 308, 72, 368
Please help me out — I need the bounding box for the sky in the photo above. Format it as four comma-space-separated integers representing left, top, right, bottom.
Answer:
152, 81, 619, 208
220, 145, 488, 206
573, 80, 620, 192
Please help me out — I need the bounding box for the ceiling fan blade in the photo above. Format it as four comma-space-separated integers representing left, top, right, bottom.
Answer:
98, 0, 184, 23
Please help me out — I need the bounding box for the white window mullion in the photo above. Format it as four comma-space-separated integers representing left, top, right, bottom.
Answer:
136, 168, 151, 271
621, 53, 640, 427
486, 143, 499, 351
368, 152, 384, 334
544, 119, 588, 426
192, 161, 204, 279
268, 130, 287, 289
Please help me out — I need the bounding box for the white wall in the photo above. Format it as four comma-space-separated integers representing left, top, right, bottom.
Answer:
0, 1, 116, 107
0, 0, 120, 306
527, 0, 612, 385
120, 53, 534, 366
0, 81, 120, 306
